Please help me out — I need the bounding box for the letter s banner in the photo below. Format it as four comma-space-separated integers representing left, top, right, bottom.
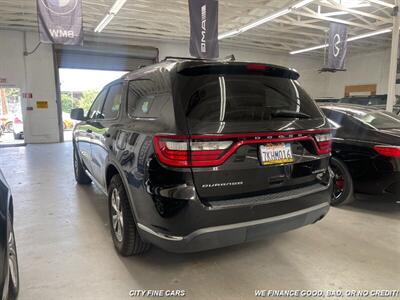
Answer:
37, 0, 83, 45
188, 0, 219, 59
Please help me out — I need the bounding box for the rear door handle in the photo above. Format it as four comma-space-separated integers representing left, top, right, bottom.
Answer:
103, 132, 111, 138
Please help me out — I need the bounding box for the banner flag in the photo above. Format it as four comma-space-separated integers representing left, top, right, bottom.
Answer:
188, 0, 219, 59
327, 22, 348, 70
37, 0, 83, 45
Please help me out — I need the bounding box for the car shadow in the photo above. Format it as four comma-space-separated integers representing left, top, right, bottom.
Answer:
116, 234, 302, 295
339, 193, 400, 220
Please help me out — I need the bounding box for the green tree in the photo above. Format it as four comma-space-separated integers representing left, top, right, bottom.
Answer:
5, 88, 20, 98
77, 90, 99, 114
61, 92, 74, 113
60, 90, 99, 114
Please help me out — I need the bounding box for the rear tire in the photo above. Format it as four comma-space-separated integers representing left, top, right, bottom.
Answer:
7, 215, 19, 300
5, 122, 13, 133
330, 157, 354, 206
108, 174, 150, 256
13, 133, 23, 140
73, 146, 92, 184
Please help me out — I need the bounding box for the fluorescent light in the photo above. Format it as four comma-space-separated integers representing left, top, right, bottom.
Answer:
290, 27, 392, 54
110, 0, 127, 14
367, 0, 395, 8
240, 9, 290, 32
218, 0, 315, 40
94, 0, 127, 33
94, 14, 114, 33
347, 27, 392, 41
290, 44, 329, 55
292, 0, 315, 9
218, 29, 240, 40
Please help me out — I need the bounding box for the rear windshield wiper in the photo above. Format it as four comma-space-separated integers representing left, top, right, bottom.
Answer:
271, 109, 311, 119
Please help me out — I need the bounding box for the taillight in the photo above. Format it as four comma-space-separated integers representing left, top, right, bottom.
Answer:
246, 64, 270, 71
154, 130, 331, 167
314, 133, 332, 154
154, 135, 233, 167
373, 145, 400, 157
14, 117, 22, 124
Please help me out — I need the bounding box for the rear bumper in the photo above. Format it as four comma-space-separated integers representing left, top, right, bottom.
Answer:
138, 202, 329, 253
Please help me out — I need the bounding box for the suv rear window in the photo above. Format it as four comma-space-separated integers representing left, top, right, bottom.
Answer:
178, 74, 322, 126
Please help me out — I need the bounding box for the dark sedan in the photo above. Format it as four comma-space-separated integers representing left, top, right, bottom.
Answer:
0, 170, 19, 300
320, 104, 400, 205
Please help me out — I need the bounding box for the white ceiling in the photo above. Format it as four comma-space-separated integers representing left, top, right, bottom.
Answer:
0, 0, 396, 55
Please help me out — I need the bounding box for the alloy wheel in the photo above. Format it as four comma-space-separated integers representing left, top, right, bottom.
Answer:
73, 151, 78, 175
8, 229, 18, 289
332, 166, 345, 200
111, 188, 124, 242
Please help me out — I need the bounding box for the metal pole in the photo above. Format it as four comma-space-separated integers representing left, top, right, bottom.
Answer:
386, 3, 400, 112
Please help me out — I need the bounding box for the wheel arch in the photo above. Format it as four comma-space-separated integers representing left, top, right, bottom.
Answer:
105, 162, 140, 223
8, 195, 14, 224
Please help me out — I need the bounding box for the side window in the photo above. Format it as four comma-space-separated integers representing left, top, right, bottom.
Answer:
128, 80, 171, 118
323, 110, 345, 125
102, 83, 123, 119
88, 89, 107, 119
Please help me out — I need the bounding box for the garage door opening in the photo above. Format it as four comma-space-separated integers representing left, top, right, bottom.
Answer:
54, 43, 158, 142
59, 68, 127, 141
0, 87, 25, 146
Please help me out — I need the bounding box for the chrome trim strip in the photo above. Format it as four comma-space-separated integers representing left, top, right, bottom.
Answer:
137, 202, 329, 242
137, 224, 184, 241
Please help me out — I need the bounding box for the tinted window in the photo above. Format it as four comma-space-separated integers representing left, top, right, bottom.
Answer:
369, 97, 386, 105
321, 108, 346, 129
324, 107, 400, 130
88, 88, 107, 119
127, 80, 171, 118
102, 83, 122, 119
179, 75, 322, 124
351, 110, 400, 129
340, 98, 370, 105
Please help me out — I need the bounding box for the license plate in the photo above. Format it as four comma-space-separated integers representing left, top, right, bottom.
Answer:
259, 143, 294, 166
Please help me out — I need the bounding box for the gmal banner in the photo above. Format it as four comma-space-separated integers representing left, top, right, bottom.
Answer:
188, 0, 219, 59
37, 0, 83, 45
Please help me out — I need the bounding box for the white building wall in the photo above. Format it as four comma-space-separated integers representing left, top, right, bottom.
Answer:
0, 29, 59, 143
321, 49, 392, 98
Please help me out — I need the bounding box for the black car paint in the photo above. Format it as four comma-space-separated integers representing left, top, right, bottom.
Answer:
73, 59, 333, 252
321, 104, 400, 199
0, 170, 12, 300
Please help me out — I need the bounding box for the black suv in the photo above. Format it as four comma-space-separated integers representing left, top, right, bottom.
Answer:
71, 58, 333, 255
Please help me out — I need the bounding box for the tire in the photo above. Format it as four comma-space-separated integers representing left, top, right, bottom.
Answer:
13, 133, 23, 140
5, 122, 13, 133
7, 215, 19, 300
330, 157, 354, 206
73, 146, 92, 184
108, 174, 150, 256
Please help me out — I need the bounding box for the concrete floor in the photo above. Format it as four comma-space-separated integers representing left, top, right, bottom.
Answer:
0, 143, 399, 300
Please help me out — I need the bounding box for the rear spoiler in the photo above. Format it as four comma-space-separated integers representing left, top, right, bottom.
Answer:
176, 62, 300, 80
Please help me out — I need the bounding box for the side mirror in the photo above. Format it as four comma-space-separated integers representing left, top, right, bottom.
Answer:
70, 108, 86, 121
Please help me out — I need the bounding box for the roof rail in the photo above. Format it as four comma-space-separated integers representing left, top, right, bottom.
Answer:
162, 56, 217, 61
